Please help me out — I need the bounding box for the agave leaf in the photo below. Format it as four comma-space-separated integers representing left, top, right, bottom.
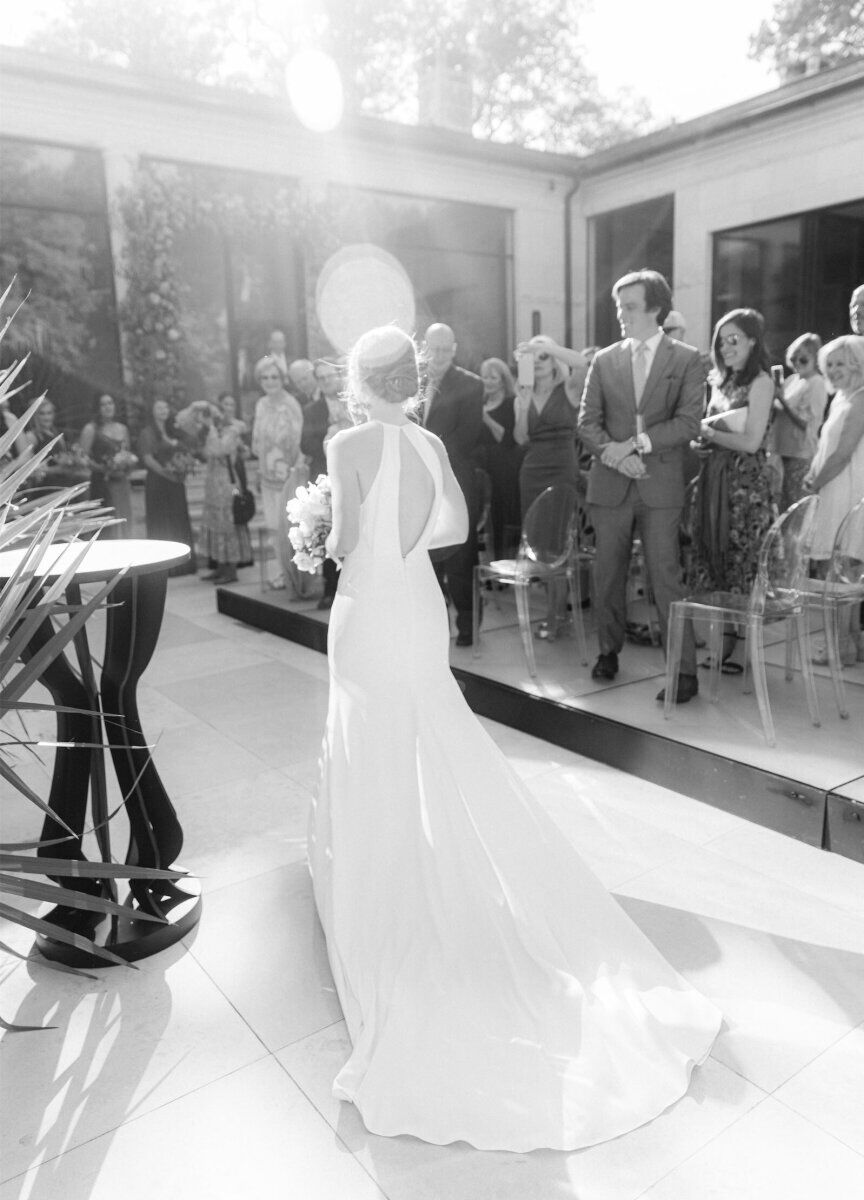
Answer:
0, 700, 119, 718
0, 792, 136, 852
0, 280, 29, 343
0, 938, 100, 988
0, 596, 85, 677
1, 572, 126, 707
0, 873, 167, 923
0, 356, 34, 408
0, 903, 133, 969
0, 755, 77, 834
0, 380, 33, 407
0, 476, 89, 546
0, 277, 18, 311
1, 835, 80, 851
0, 854, 187, 880
1, 1015, 57, 1033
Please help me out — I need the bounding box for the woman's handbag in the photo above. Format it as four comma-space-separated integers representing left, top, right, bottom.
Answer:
227, 456, 255, 525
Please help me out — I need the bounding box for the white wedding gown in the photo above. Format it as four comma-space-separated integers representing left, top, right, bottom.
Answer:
308, 420, 721, 1153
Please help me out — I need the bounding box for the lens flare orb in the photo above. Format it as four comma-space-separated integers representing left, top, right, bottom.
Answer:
316, 245, 416, 353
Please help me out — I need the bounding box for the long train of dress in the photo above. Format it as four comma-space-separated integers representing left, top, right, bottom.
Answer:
308, 420, 721, 1153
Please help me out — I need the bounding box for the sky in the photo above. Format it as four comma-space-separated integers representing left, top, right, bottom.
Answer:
580, 0, 778, 124
0, 0, 780, 126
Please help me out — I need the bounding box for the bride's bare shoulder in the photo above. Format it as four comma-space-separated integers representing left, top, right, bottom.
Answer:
329, 423, 374, 448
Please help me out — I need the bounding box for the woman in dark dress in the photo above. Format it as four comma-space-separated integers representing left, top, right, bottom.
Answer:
514, 336, 590, 636
479, 357, 524, 559
514, 336, 588, 517
138, 398, 196, 575
78, 393, 135, 536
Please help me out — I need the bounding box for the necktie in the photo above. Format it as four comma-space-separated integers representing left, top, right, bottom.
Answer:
633, 342, 649, 406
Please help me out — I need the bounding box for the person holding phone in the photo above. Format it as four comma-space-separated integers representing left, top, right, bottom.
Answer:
514, 335, 588, 518
769, 334, 827, 511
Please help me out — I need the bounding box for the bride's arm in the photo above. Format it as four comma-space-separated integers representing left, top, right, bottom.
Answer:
325, 432, 362, 559
428, 437, 469, 549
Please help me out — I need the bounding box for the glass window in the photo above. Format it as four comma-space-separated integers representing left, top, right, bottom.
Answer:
590, 195, 674, 347
0, 138, 121, 432
713, 217, 803, 359
331, 187, 513, 370
149, 161, 306, 415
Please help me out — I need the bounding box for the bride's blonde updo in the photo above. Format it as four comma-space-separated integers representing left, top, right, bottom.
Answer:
346, 325, 420, 423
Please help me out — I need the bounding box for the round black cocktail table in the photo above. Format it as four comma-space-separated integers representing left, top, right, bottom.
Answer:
0, 539, 201, 966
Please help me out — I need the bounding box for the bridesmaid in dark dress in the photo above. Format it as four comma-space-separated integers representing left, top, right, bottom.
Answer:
78, 393, 135, 536
479, 357, 524, 559
138, 398, 196, 575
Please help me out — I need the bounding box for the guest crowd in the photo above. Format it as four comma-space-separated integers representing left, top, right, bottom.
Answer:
5, 279, 863, 682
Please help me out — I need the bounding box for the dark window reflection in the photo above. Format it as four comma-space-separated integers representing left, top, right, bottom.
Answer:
0, 137, 121, 428
713, 217, 803, 358
591, 195, 674, 347
333, 187, 513, 369
712, 202, 864, 355
149, 161, 306, 415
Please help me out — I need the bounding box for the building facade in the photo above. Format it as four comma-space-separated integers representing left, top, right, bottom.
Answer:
571, 60, 864, 356
1, 46, 863, 428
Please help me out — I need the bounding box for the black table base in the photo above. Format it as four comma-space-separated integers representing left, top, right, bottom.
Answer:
19, 550, 202, 967
36, 879, 202, 968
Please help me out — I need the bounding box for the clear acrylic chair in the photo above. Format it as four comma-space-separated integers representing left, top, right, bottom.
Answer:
787, 496, 864, 719
664, 494, 821, 746
472, 484, 592, 677
474, 467, 494, 569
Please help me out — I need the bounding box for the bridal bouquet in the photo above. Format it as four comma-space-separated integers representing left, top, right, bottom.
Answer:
167, 449, 197, 481
105, 448, 138, 478
286, 474, 332, 573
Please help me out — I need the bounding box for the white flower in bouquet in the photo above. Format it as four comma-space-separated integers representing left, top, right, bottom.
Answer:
285, 473, 333, 574
107, 448, 139, 477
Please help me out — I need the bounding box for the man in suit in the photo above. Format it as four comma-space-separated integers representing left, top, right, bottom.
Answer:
577, 269, 703, 703
422, 322, 485, 646
288, 358, 319, 408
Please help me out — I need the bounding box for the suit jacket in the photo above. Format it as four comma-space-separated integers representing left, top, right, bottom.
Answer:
577, 335, 703, 508
300, 395, 329, 479
425, 364, 485, 510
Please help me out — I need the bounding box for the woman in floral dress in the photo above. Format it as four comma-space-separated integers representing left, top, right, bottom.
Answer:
686, 308, 776, 667
251, 356, 305, 592
178, 394, 252, 584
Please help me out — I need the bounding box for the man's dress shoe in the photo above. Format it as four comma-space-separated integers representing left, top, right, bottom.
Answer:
590, 652, 618, 681
656, 674, 699, 704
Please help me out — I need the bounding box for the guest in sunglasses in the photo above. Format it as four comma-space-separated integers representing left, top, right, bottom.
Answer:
685, 308, 776, 668
514, 335, 588, 519
771, 333, 827, 512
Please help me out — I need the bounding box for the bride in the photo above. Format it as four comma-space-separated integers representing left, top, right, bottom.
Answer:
308, 325, 721, 1153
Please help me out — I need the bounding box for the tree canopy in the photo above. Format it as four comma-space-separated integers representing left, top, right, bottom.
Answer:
750, 0, 864, 77
27, 0, 653, 155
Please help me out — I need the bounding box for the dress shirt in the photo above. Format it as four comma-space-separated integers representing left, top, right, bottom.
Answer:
628, 329, 664, 454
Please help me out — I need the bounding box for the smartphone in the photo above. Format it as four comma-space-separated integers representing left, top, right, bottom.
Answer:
517, 353, 534, 388
771, 365, 784, 386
